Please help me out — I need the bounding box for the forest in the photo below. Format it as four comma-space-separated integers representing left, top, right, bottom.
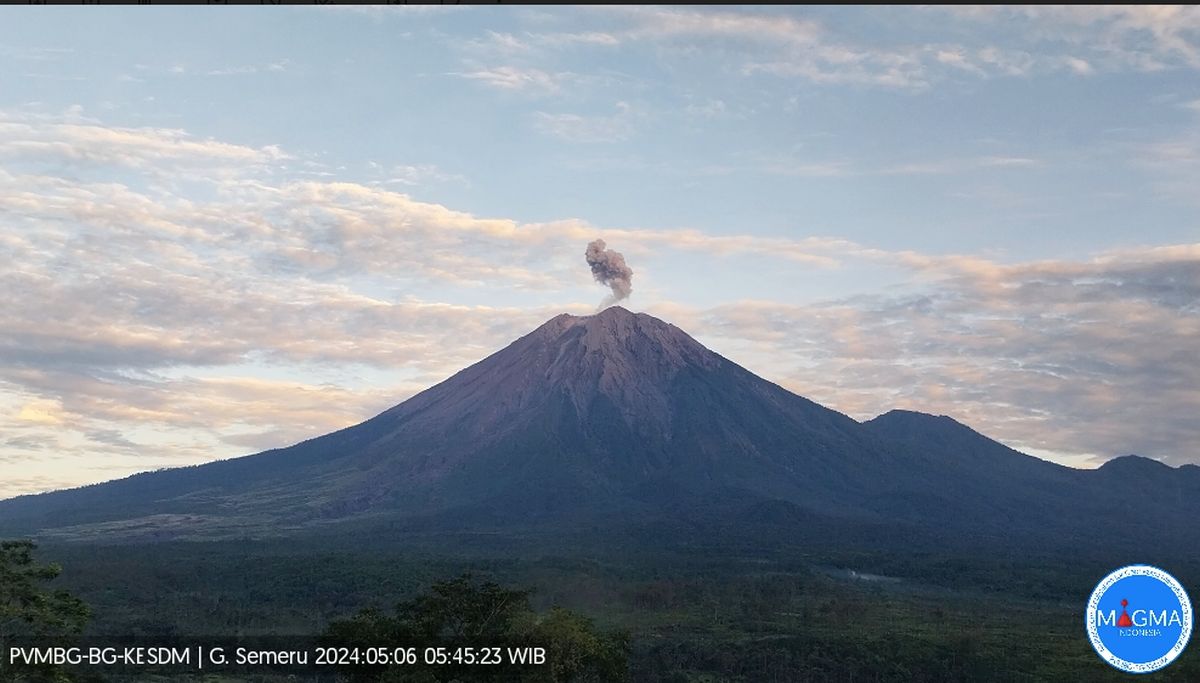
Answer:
2, 536, 1198, 682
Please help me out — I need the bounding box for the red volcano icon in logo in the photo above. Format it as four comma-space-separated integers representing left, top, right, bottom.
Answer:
1117, 599, 1134, 627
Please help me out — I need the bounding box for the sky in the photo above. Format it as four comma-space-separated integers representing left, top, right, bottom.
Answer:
1, 5, 1198, 499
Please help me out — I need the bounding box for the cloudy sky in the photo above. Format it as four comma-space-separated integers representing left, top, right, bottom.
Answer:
2, 6, 1199, 499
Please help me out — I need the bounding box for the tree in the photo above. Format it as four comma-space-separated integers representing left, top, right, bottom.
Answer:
397, 574, 532, 640
526, 607, 629, 683
0, 540, 91, 682
321, 574, 629, 682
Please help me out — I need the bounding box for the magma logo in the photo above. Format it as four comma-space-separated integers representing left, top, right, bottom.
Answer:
1086, 565, 1193, 673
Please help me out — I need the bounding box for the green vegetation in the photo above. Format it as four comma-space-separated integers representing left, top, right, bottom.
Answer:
322, 573, 628, 681
0, 540, 91, 682
0, 540, 91, 639
13, 539, 1200, 681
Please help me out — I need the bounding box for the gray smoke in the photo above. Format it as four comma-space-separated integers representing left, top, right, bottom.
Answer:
585, 239, 634, 308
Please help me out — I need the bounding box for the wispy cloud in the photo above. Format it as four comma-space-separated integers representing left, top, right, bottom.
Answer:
670, 244, 1200, 467
603, 6, 934, 89
367, 162, 467, 187
1, 111, 1197, 498
935, 5, 1200, 72
877, 155, 1041, 175
533, 101, 638, 142
0, 114, 287, 173
454, 65, 570, 93
312, 5, 466, 18
1133, 102, 1200, 203
0, 44, 74, 62
205, 59, 289, 77
454, 6, 1200, 97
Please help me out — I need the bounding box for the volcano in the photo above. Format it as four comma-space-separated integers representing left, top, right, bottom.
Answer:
2, 306, 1198, 555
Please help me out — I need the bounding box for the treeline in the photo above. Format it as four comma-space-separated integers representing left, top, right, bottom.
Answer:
10, 539, 1200, 682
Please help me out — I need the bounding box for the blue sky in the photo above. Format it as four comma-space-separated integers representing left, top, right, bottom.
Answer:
2, 6, 1199, 497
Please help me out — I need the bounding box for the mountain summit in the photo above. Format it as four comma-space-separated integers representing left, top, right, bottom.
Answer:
1, 307, 1197, 554
359, 305, 881, 518
378, 306, 724, 442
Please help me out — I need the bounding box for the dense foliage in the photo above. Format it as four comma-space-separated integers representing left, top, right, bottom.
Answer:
21, 538, 1200, 681
0, 540, 91, 682
321, 574, 629, 682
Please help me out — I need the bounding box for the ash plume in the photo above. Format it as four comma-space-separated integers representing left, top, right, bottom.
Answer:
585, 239, 634, 308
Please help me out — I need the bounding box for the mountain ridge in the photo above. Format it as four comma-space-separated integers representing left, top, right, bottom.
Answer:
1, 306, 1196, 556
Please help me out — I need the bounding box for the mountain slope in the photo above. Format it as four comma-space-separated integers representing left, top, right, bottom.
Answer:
863, 409, 1200, 548
0, 308, 891, 534
1, 307, 1197, 556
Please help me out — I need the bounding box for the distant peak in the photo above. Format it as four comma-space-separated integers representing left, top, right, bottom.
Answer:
863, 409, 996, 445
1098, 454, 1172, 472
869, 409, 962, 427
876, 409, 923, 419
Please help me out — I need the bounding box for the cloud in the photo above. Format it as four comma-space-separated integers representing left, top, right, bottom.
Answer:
537, 31, 621, 48
936, 5, 1200, 72
602, 6, 823, 47
16, 399, 65, 426
684, 99, 727, 119
0, 116, 286, 172
1132, 103, 1200, 203
482, 6, 1200, 95
0, 111, 861, 497
1, 111, 1197, 498
673, 243, 1200, 467
533, 101, 637, 142
604, 6, 932, 88
455, 66, 570, 93
935, 49, 986, 75
462, 31, 533, 56
1063, 56, 1094, 75
710, 150, 1039, 179
313, 5, 466, 18
205, 60, 289, 76
587, 7, 1068, 89
877, 155, 1041, 175
368, 162, 467, 187
442, 7, 941, 91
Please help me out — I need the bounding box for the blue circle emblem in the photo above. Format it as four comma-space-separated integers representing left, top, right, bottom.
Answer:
1086, 564, 1193, 673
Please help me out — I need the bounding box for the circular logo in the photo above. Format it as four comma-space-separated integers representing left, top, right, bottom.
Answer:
1086, 564, 1193, 673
